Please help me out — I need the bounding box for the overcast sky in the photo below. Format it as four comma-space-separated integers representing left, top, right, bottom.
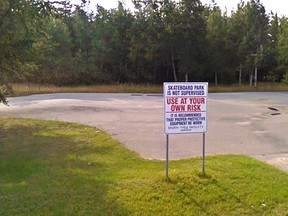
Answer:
81, 0, 287, 17
202, 0, 288, 16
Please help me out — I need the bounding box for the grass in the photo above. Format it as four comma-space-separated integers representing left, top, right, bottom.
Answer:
0, 118, 288, 215
9, 82, 288, 97
209, 82, 288, 93
10, 83, 163, 96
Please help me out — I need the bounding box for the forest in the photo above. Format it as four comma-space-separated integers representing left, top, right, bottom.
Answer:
1, 0, 288, 90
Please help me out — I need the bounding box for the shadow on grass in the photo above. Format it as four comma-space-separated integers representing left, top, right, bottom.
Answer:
165, 170, 261, 215
0, 120, 130, 215
213, 180, 261, 215
197, 172, 259, 213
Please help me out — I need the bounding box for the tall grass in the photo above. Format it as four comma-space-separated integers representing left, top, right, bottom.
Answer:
10, 83, 163, 96
209, 82, 288, 92
9, 82, 288, 97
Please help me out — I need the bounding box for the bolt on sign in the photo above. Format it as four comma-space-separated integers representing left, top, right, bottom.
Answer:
164, 82, 208, 134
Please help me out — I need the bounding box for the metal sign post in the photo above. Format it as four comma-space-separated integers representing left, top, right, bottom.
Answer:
166, 134, 169, 179
202, 133, 206, 175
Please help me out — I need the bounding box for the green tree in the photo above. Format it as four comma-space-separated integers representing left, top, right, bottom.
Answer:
263, 13, 280, 82
224, 0, 269, 85
240, 0, 269, 86
0, 0, 42, 103
92, 3, 135, 83
277, 17, 288, 80
177, 0, 207, 82
0, 0, 75, 101
206, 6, 231, 85
32, 16, 75, 85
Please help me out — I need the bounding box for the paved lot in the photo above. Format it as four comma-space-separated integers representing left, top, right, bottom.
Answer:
0, 92, 287, 172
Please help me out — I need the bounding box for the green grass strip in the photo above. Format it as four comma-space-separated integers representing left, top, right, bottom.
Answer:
0, 118, 287, 215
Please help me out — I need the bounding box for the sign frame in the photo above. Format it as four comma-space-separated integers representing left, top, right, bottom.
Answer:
163, 82, 208, 135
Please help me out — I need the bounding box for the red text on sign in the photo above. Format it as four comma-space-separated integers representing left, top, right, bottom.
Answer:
187, 105, 201, 111
167, 98, 178, 104
189, 97, 205, 104
171, 105, 185, 112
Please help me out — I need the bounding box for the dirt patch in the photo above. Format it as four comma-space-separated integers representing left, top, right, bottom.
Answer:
69, 106, 120, 112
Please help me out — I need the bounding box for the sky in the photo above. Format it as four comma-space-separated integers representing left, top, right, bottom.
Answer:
82, 0, 288, 17
201, 0, 288, 16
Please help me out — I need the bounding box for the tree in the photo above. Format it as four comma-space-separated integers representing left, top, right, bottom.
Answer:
277, 17, 288, 81
225, 0, 269, 85
240, 0, 269, 86
177, 0, 207, 82
31, 16, 76, 85
92, 3, 135, 83
0, 0, 40, 103
0, 0, 75, 102
1, 0, 288, 91
206, 6, 231, 85
262, 13, 280, 83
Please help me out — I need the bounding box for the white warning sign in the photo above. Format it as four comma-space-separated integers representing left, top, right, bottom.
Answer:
164, 82, 208, 134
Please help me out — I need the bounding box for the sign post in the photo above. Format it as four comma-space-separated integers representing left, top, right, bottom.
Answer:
166, 134, 169, 179
163, 82, 208, 178
202, 133, 206, 174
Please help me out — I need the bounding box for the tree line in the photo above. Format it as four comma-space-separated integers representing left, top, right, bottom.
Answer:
1, 0, 288, 90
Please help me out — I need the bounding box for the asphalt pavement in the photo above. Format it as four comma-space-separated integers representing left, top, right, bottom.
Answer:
0, 92, 287, 172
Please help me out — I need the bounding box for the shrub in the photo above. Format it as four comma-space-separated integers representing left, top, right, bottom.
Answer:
282, 72, 288, 85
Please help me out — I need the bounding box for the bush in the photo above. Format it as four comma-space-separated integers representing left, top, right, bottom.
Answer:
265, 71, 279, 83
282, 72, 288, 85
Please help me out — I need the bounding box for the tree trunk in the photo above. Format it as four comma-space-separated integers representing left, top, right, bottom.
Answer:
125, 61, 128, 79
215, 71, 218, 86
137, 61, 140, 80
165, 63, 169, 80
239, 64, 242, 86
250, 72, 253, 87
171, 50, 177, 82
100, 59, 104, 73
254, 65, 257, 87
